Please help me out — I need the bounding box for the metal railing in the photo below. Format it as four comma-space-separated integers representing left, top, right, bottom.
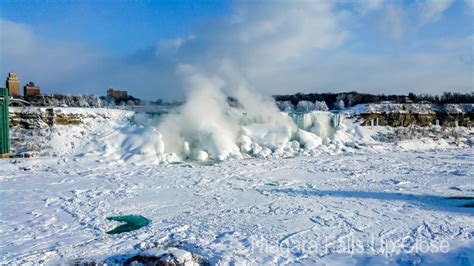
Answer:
0, 88, 10, 155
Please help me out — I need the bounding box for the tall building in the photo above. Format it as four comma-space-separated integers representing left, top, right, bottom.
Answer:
6, 72, 20, 97
24, 81, 41, 97
107, 88, 128, 100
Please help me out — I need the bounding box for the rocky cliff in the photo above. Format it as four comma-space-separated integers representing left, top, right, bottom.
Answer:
8, 107, 133, 157
350, 103, 473, 127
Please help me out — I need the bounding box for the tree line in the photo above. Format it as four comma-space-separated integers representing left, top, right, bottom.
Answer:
273, 91, 474, 109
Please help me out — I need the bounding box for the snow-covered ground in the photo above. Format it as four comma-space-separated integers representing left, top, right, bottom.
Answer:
2, 105, 474, 264
1, 149, 473, 264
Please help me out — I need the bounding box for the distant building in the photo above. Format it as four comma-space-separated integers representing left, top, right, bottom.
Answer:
6, 72, 20, 97
24, 82, 41, 96
107, 88, 128, 100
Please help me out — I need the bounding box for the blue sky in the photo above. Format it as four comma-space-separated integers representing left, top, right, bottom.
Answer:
0, 0, 472, 99
0, 1, 233, 53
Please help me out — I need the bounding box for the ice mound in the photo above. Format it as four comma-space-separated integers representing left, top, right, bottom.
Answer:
79, 125, 183, 164
74, 73, 372, 164
118, 127, 165, 163
101, 247, 202, 265
242, 123, 292, 150
297, 129, 323, 149
76, 109, 368, 164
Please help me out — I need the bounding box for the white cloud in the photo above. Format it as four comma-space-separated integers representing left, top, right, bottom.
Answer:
0, 19, 109, 92
247, 51, 473, 96
379, 5, 408, 40
0, 1, 472, 99
0, 19, 184, 99
418, 0, 455, 24
465, 0, 474, 12
188, 2, 348, 67
357, 0, 384, 13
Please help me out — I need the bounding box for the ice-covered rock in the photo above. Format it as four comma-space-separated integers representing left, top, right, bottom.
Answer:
194, 150, 209, 161
239, 135, 253, 153
124, 247, 200, 266
297, 129, 322, 150
242, 123, 292, 150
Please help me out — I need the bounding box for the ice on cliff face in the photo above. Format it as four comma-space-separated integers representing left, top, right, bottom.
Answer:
76, 109, 368, 164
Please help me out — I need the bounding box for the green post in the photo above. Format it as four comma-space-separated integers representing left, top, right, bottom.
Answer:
0, 87, 10, 156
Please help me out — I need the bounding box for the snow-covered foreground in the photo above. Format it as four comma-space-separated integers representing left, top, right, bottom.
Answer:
1, 149, 473, 264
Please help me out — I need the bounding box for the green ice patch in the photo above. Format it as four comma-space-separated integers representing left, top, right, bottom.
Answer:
106, 215, 151, 234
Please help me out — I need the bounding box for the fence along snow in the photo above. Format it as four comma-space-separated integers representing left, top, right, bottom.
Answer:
0, 88, 10, 156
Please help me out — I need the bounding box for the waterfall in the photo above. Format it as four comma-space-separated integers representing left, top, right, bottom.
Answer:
288, 112, 313, 130
288, 111, 344, 140
332, 112, 342, 129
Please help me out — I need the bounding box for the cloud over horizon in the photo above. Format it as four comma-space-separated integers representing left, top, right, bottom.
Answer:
0, 0, 472, 100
